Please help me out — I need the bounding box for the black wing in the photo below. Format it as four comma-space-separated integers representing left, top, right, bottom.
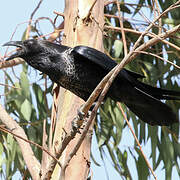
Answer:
73, 45, 180, 100
73, 46, 145, 80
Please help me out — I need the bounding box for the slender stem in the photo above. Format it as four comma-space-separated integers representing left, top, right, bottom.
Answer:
117, 103, 157, 180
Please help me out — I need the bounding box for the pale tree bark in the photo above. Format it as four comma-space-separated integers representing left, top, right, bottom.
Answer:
50, 0, 104, 179
0, 105, 41, 180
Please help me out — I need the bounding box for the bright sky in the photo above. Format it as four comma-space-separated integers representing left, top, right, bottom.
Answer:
0, 1, 179, 180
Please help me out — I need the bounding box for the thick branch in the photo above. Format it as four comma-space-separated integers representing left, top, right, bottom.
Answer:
0, 104, 41, 180
0, 58, 24, 69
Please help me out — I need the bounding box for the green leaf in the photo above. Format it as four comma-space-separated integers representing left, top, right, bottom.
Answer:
111, 104, 124, 146
139, 121, 146, 143
20, 99, 32, 121
120, 4, 131, 14
135, 148, 149, 180
32, 83, 48, 119
148, 125, 158, 169
90, 152, 101, 166
114, 40, 123, 58
117, 149, 132, 179
157, 129, 175, 180
0, 143, 4, 171
20, 72, 30, 100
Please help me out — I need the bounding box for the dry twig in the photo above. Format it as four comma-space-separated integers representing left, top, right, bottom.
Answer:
104, 25, 180, 52
116, 0, 128, 55
26, 0, 43, 39
117, 103, 157, 180
0, 58, 24, 69
135, 50, 180, 69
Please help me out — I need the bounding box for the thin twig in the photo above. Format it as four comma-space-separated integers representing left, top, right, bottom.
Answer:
26, 0, 43, 39
48, 85, 59, 154
53, 11, 65, 18
62, 117, 95, 170
35, 17, 56, 30
0, 83, 21, 89
87, 0, 98, 18
135, 50, 180, 69
0, 125, 61, 168
105, 25, 143, 35
154, 0, 162, 34
40, 119, 49, 177
3, 21, 30, 57
117, 103, 157, 180
104, 25, 180, 52
130, 24, 180, 61
116, 0, 128, 55
104, 14, 149, 25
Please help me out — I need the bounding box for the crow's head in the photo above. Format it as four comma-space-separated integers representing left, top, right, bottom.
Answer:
3, 39, 56, 75
3, 39, 73, 83
3, 39, 70, 78
3, 39, 43, 61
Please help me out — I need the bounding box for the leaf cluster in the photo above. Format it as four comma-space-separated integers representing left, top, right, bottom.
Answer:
1, 64, 52, 179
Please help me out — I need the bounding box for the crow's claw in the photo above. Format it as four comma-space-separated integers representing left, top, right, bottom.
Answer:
72, 105, 91, 130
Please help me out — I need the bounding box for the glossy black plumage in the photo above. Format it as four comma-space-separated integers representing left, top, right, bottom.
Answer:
3, 39, 180, 126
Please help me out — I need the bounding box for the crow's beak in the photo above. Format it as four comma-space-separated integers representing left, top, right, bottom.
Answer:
3, 41, 24, 48
3, 41, 25, 61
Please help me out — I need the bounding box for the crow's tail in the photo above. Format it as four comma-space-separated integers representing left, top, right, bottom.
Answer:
123, 86, 179, 126
136, 81, 180, 100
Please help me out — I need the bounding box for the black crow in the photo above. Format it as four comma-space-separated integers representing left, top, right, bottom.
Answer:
3, 39, 180, 126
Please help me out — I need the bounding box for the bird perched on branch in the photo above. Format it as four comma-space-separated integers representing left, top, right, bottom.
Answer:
3, 39, 180, 126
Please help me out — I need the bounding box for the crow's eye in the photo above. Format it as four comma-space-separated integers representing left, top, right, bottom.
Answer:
28, 40, 34, 45
24, 39, 35, 47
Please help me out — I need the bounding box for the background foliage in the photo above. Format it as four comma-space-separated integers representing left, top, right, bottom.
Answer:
0, 0, 180, 179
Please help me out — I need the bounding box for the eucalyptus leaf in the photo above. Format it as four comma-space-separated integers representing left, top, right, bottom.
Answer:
20, 99, 32, 121
114, 40, 123, 58
20, 72, 31, 100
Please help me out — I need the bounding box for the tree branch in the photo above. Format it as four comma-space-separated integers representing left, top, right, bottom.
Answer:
135, 50, 180, 69
26, 0, 43, 39
0, 104, 41, 180
116, 0, 128, 55
104, 25, 180, 52
0, 58, 24, 69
